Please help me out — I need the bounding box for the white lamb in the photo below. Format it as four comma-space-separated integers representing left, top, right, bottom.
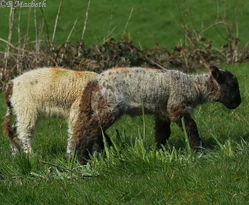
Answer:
2, 67, 108, 157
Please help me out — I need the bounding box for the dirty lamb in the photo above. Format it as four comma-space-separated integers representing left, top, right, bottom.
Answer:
71, 66, 241, 164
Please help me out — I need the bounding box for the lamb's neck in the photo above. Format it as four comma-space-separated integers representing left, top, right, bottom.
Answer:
192, 74, 216, 104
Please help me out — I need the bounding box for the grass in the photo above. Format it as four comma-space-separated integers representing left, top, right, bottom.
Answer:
0, 0, 249, 48
0, 64, 249, 204
1, 0, 249, 204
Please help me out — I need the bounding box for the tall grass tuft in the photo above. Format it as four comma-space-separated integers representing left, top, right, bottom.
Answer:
14, 153, 33, 176
181, 117, 194, 159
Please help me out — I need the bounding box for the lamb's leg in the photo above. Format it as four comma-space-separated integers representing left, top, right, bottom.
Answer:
15, 114, 37, 154
154, 116, 171, 148
16, 124, 34, 154
67, 127, 112, 158
67, 111, 112, 158
3, 115, 20, 155
3, 81, 20, 155
67, 99, 82, 157
175, 114, 203, 150
66, 128, 76, 158
9, 122, 20, 155
67, 115, 78, 157
91, 132, 112, 153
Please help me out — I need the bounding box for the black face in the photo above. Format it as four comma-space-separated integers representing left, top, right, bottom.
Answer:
218, 70, 241, 109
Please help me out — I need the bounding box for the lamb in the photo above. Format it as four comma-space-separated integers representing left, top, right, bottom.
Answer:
2, 67, 111, 157
71, 66, 241, 164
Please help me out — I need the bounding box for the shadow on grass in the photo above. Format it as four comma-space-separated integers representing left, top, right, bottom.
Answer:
165, 131, 249, 153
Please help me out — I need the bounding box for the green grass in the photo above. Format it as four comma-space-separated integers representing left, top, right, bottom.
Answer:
0, 64, 249, 204
1, 1, 249, 204
0, 0, 249, 48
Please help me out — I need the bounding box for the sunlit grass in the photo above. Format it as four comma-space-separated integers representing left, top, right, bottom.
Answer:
0, 0, 249, 48
1, 0, 249, 203
0, 65, 248, 204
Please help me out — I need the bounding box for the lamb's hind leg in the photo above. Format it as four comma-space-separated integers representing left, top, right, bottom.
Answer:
2, 115, 20, 155
155, 116, 171, 149
9, 122, 20, 155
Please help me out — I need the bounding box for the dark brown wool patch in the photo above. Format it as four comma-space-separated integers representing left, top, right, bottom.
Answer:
169, 104, 188, 122
4, 82, 13, 108
2, 82, 19, 148
73, 79, 119, 164
71, 80, 99, 146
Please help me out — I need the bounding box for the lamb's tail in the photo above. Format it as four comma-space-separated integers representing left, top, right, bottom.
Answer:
2, 82, 19, 149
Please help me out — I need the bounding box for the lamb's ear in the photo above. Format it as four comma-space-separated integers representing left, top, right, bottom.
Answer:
209, 65, 224, 84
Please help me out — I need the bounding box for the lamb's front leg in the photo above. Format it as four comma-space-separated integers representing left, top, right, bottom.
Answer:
154, 116, 171, 148
175, 114, 203, 151
67, 119, 112, 158
73, 111, 117, 164
76, 120, 102, 164
70, 110, 99, 164
91, 131, 112, 153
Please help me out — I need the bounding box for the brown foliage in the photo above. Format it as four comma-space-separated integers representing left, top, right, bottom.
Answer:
1, 36, 248, 90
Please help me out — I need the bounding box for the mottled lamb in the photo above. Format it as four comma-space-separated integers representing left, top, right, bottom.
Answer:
71, 66, 241, 164
2, 67, 110, 157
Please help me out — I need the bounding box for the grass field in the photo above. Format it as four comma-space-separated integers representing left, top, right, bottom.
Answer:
0, 0, 249, 49
1, 0, 249, 204
0, 64, 248, 204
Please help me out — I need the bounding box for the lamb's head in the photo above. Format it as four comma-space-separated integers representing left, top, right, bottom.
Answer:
209, 65, 241, 109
